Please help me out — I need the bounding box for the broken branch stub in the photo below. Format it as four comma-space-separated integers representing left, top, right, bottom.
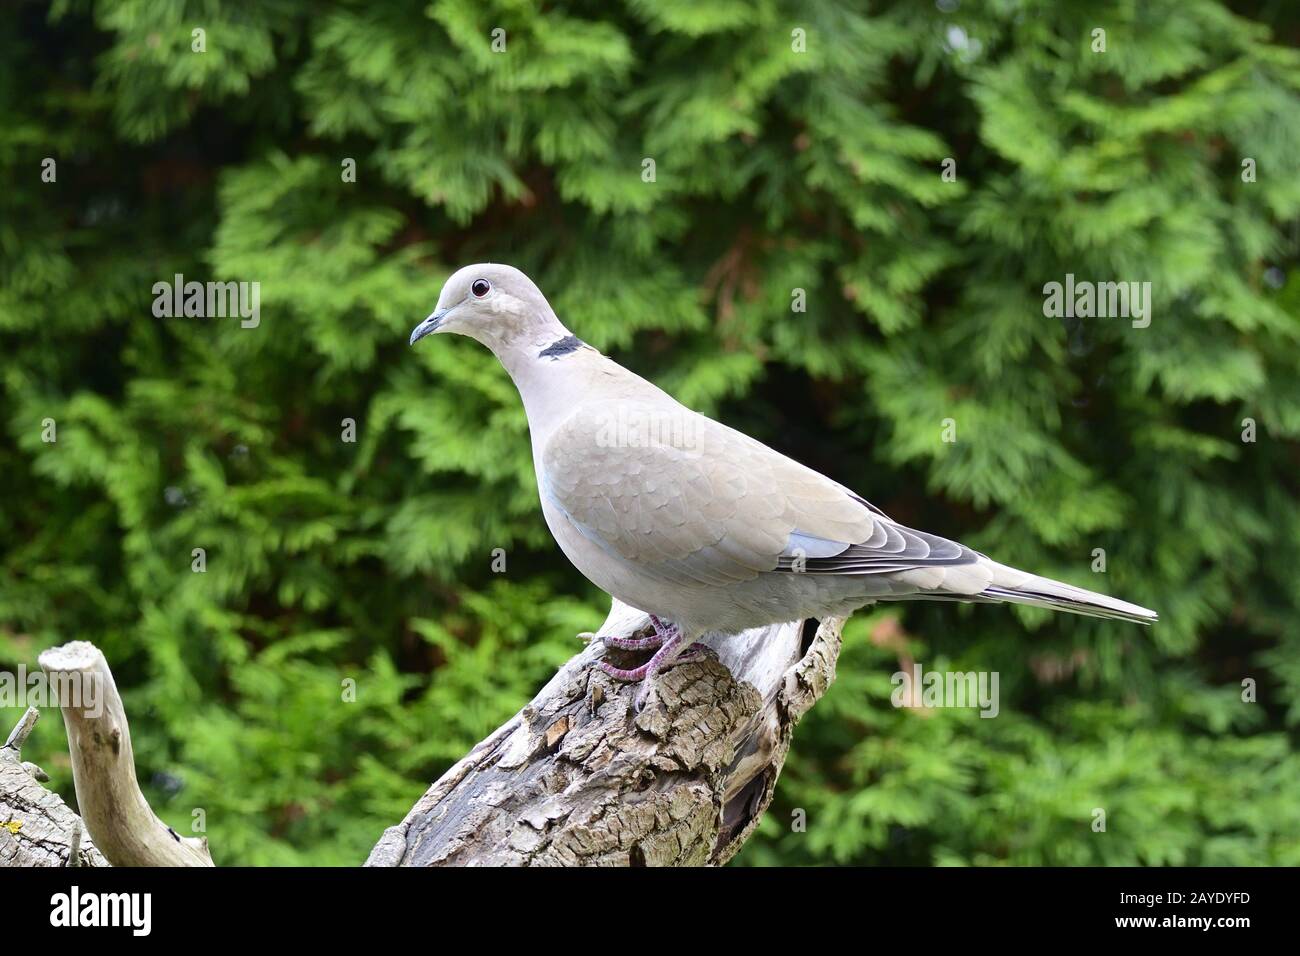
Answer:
38, 641, 213, 867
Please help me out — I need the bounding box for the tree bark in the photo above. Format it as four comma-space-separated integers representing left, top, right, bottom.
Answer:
367, 600, 843, 867
0, 706, 108, 867
4, 610, 842, 868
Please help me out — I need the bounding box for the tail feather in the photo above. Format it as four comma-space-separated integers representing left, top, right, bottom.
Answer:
981, 575, 1157, 625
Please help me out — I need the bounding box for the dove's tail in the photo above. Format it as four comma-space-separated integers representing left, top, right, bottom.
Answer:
979, 565, 1157, 625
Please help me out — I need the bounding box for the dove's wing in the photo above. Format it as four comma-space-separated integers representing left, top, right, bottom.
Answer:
539, 401, 979, 589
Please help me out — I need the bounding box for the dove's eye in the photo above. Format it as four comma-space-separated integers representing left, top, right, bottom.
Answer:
471, 279, 491, 298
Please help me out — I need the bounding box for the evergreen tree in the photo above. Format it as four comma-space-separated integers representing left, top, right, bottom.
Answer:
1, 0, 1297, 865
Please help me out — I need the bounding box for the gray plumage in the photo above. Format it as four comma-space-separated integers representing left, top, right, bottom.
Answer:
411, 264, 1156, 700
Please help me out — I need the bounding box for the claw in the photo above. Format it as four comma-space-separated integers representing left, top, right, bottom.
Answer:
603, 633, 665, 651
598, 619, 711, 713
601, 614, 678, 651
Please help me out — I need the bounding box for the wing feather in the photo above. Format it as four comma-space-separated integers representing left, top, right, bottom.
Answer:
540, 402, 977, 588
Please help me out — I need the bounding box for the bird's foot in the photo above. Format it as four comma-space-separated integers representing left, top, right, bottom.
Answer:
600, 614, 675, 651
602, 633, 665, 652
598, 621, 710, 713
598, 658, 655, 682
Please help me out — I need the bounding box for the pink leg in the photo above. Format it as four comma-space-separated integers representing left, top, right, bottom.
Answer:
603, 633, 665, 651
601, 614, 675, 651
598, 659, 654, 681
598, 620, 710, 712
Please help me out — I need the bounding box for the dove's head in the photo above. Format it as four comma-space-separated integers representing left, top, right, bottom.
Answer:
409, 263, 560, 352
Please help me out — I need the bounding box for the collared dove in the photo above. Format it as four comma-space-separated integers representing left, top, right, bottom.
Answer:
411, 264, 1157, 709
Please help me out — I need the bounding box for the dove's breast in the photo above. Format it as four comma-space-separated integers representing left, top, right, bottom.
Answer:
537, 491, 677, 612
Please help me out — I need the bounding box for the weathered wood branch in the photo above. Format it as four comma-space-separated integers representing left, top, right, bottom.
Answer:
368, 600, 844, 866
0, 706, 108, 867
35, 641, 214, 867
6, 616, 841, 869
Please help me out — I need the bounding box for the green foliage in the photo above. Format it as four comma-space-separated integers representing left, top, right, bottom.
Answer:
1, 0, 1298, 865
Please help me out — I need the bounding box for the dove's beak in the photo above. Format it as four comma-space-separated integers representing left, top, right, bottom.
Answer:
409, 308, 450, 346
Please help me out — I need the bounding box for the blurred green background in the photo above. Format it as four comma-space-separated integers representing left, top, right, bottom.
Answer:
2, 0, 1299, 866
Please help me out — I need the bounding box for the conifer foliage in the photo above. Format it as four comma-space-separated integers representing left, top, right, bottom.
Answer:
1, 1, 1298, 864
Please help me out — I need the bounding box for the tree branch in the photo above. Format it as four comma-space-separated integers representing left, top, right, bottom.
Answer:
367, 600, 844, 866
36, 641, 213, 867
